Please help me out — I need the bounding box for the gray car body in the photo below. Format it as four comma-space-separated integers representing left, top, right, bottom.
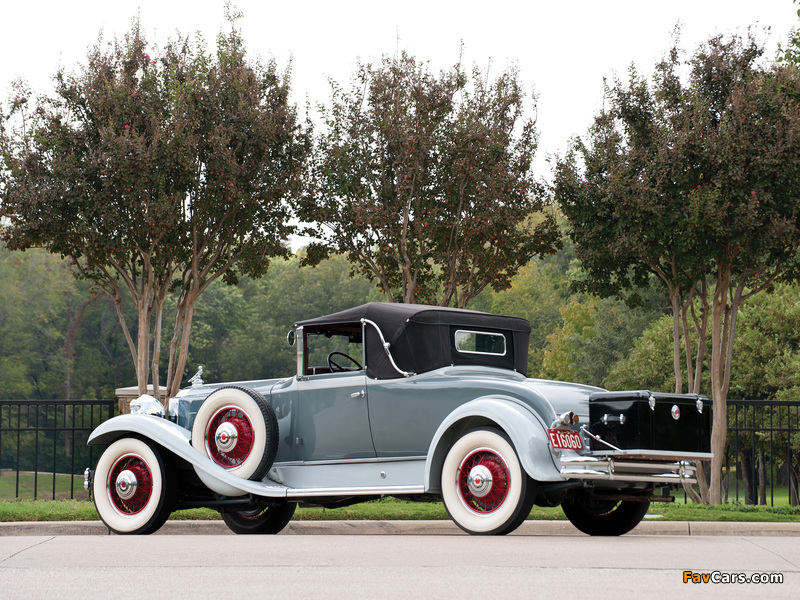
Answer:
89, 363, 598, 499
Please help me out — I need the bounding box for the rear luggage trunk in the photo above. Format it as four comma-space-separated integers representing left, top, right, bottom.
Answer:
588, 390, 711, 456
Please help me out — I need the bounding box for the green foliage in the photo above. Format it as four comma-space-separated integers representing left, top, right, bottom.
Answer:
777, 1, 800, 65
0, 245, 76, 398
491, 252, 573, 375
604, 315, 688, 393
554, 32, 800, 305
536, 292, 662, 386
302, 52, 559, 307
189, 254, 374, 382
540, 297, 598, 382
604, 282, 800, 400
729, 283, 800, 399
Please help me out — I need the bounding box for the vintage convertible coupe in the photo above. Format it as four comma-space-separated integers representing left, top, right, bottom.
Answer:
86, 303, 712, 536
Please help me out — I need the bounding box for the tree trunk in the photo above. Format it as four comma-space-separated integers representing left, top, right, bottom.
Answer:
150, 293, 166, 402
61, 295, 96, 457
723, 445, 730, 503
758, 449, 767, 506
167, 292, 198, 400
670, 292, 684, 394
709, 292, 728, 504
739, 449, 754, 505
709, 265, 740, 505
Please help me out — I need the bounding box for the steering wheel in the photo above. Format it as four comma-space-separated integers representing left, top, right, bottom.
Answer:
327, 351, 362, 372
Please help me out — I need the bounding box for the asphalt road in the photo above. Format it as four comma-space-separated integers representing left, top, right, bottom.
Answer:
1, 523, 799, 599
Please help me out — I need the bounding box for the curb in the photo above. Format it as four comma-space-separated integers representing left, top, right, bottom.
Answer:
2, 519, 800, 536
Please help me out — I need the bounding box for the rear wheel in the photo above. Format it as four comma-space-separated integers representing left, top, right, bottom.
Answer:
192, 386, 279, 481
562, 498, 650, 536
93, 437, 175, 535
221, 502, 297, 534
441, 428, 535, 535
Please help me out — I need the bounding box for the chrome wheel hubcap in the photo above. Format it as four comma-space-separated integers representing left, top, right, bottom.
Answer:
467, 465, 493, 498
115, 469, 138, 500
214, 421, 239, 453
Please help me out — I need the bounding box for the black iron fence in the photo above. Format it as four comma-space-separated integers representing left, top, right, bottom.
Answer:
0, 399, 116, 500
725, 400, 800, 506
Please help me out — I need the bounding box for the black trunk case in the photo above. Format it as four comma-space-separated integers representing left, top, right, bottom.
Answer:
588, 391, 711, 453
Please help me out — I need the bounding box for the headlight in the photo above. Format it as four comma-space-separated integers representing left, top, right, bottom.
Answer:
130, 394, 165, 417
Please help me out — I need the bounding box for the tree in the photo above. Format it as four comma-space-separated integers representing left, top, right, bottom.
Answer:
215, 253, 374, 381
540, 294, 663, 387
300, 52, 559, 307
553, 33, 800, 504
540, 297, 597, 383
491, 249, 574, 375
0, 15, 309, 400
603, 315, 686, 394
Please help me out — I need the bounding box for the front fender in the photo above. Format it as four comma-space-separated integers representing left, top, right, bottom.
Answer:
88, 414, 288, 499
424, 397, 562, 493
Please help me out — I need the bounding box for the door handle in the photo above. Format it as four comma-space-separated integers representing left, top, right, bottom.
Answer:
350, 389, 365, 398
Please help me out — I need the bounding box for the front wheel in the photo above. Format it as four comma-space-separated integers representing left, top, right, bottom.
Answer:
92, 437, 175, 535
221, 502, 297, 534
562, 498, 650, 536
441, 428, 535, 535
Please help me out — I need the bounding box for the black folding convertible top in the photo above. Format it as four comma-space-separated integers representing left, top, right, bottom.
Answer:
295, 303, 531, 380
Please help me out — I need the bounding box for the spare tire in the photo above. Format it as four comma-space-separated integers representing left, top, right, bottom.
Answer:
191, 386, 278, 481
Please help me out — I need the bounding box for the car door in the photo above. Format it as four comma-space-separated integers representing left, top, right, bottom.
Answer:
367, 376, 465, 458
294, 371, 375, 461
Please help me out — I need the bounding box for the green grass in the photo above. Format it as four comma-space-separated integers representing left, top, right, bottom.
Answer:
2, 496, 800, 523
0, 471, 89, 501
647, 501, 800, 522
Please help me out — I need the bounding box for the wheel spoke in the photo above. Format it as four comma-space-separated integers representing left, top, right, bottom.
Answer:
457, 448, 510, 514
108, 454, 153, 515
206, 406, 255, 468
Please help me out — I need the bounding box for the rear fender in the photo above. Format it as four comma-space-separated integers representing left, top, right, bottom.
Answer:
424, 397, 562, 493
88, 414, 287, 499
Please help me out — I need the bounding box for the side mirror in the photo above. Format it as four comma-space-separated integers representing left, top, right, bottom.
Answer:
287, 330, 296, 347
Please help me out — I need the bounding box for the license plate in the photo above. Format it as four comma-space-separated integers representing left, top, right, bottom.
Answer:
547, 428, 584, 450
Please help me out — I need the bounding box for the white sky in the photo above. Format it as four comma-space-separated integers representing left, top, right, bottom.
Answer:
1, 1, 796, 176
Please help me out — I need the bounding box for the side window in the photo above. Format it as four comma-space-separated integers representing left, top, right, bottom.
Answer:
304, 326, 364, 375
454, 330, 507, 356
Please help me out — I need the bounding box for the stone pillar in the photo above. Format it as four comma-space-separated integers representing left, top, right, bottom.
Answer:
115, 386, 167, 414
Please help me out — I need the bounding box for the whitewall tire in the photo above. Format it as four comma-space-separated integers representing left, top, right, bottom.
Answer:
441, 428, 535, 535
191, 386, 278, 481
92, 437, 174, 535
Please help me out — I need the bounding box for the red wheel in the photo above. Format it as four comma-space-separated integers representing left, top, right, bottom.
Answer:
456, 448, 511, 515
441, 428, 535, 535
205, 405, 256, 469
93, 437, 175, 534
192, 386, 278, 481
108, 453, 154, 515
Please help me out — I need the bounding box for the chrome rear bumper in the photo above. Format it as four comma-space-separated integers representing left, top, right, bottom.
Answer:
559, 455, 704, 484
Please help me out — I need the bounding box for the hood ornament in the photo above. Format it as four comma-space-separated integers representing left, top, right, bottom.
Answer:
189, 366, 204, 388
